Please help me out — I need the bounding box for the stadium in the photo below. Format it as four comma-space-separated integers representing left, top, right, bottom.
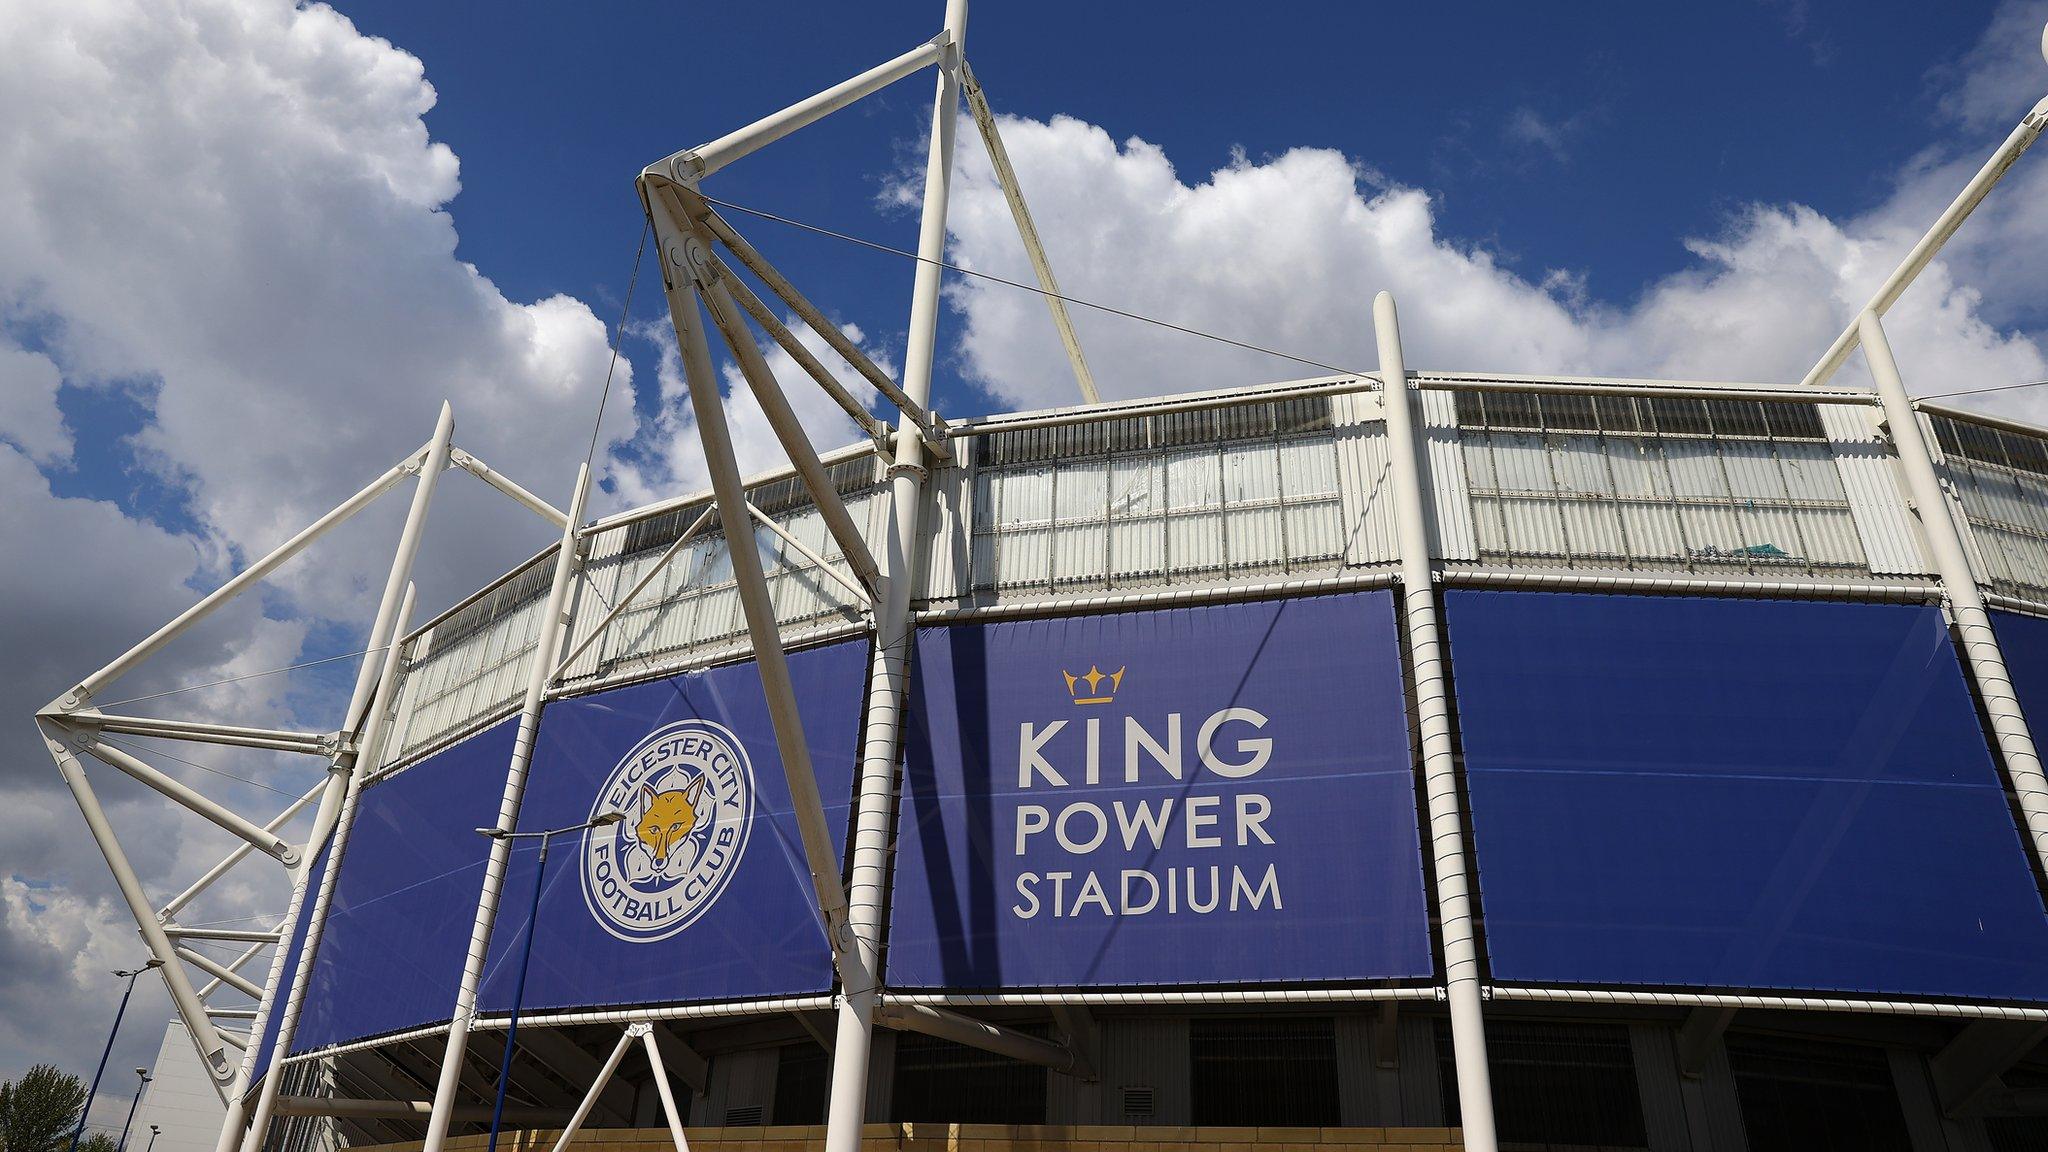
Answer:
34, 6, 2048, 1152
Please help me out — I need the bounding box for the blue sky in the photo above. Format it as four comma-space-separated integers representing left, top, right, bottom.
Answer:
328, 0, 2006, 362
4, 0, 2048, 1123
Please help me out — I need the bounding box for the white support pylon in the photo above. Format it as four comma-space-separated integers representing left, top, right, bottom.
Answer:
1374, 291, 1498, 1152
824, 5, 965, 1152
217, 403, 458, 1152
959, 59, 1098, 404
647, 190, 853, 952
419, 463, 592, 1152
1862, 311, 2048, 880
237, 585, 419, 1152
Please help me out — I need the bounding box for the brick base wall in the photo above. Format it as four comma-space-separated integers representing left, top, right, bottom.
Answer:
371, 1124, 1462, 1152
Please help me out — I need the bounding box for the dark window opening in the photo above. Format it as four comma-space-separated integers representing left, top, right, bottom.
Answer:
772, 1043, 829, 1126
889, 1029, 1047, 1124
1189, 1017, 1341, 1127
1437, 1019, 1648, 1150
1725, 1033, 1910, 1152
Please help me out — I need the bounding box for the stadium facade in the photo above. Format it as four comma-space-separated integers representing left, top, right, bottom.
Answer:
36, 6, 2048, 1152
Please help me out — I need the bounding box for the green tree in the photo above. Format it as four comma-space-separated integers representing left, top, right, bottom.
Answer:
0, 1065, 89, 1152
77, 1134, 117, 1152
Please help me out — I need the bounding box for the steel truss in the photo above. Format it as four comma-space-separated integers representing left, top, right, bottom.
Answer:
31, 7, 2048, 1152
31, 403, 574, 1136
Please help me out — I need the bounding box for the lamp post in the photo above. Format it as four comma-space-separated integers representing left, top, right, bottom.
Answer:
476, 811, 624, 1152
69, 962, 161, 1152
145, 1125, 160, 1152
114, 1068, 151, 1152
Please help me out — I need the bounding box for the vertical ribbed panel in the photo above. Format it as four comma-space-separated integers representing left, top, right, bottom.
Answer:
1397, 1012, 1445, 1126
1423, 389, 1478, 560
923, 454, 973, 602
865, 1028, 896, 1122
1099, 1017, 1190, 1126
1821, 404, 1929, 576
1335, 1014, 1379, 1126
966, 396, 1360, 595
701, 1048, 778, 1127
1678, 1035, 1750, 1152
1628, 1023, 1695, 1152
1045, 1054, 1102, 1124
387, 558, 549, 762
1927, 410, 2001, 588
1335, 391, 1399, 567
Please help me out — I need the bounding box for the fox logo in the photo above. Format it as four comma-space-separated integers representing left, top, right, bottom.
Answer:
583, 718, 755, 943
635, 777, 708, 871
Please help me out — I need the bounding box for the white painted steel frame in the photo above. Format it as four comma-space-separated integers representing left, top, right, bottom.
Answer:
277, 995, 842, 1067
419, 465, 593, 1152
645, 189, 854, 957
1860, 311, 2048, 881
958, 59, 1098, 404
237, 585, 420, 1152
1800, 95, 2048, 390
219, 403, 460, 1152
43, 10, 2048, 1152
1374, 293, 1498, 1152
824, 7, 965, 1152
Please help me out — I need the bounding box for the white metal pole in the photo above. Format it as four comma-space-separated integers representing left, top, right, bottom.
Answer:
876, 1003, 1077, 1072
237, 586, 419, 1152
1374, 291, 1498, 1152
647, 200, 852, 945
61, 449, 427, 710
41, 722, 232, 1082
696, 210, 947, 448
638, 1025, 693, 1152
214, 406, 458, 1152
546, 1028, 638, 1152
162, 783, 324, 920
195, 932, 284, 1000
81, 741, 299, 864
420, 465, 591, 1152
659, 37, 947, 184
451, 450, 571, 529
1860, 311, 2048, 876
553, 506, 715, 681
174, 949, 264, 999
1801, 97, 2048, 390
695, 265, 886, 595
84, 715, 330, 755
825, 5, 964, 1150
707, 257, 892, 444
958, 61, 1098, 404
747, 500, 871, 606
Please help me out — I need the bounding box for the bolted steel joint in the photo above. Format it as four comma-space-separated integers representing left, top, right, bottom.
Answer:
674, 235, 719, 288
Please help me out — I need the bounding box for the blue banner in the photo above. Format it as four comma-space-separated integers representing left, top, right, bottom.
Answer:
1994, 609, 2048, 725
1451, 591, 2048, 1001
888, 591, 1433, 989
475, 638, 867, 1012
291, 719, 514, 1053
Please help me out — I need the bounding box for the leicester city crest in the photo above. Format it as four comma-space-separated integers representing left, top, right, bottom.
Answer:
580, 718, 754, 942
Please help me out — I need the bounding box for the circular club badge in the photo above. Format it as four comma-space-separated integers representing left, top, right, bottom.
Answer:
581, 719, 755, 942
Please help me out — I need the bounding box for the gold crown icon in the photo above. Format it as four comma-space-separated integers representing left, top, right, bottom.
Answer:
1062, 664, 1126, 705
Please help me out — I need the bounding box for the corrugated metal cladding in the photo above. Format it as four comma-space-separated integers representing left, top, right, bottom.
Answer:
380, 457, 881, 765
1449, 390, 1878, 575
959, 395, 1392, 596
1931, 412, 2048, 601
376, 383, 2048, 767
